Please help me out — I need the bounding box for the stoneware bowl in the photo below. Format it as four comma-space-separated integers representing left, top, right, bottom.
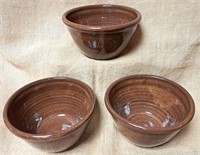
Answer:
62, 4, 141, 60
105, 75, 195, 147
3, 77, 96, 152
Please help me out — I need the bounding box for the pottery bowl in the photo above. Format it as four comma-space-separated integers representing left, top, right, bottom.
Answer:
62, 4, 141, 60
3, 77, 96, 152
105, 75, 195, 147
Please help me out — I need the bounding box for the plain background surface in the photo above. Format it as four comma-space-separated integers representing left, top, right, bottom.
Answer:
0, 0, 200, 154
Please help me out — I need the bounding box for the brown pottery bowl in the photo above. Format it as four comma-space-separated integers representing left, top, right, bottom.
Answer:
62, 4, 141, 60
105, 75, 195, 147
3, 77, 96, 152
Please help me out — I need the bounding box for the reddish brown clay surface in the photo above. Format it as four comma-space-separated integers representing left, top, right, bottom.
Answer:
62, 4, 141, 60
105, 75, 195, 147
3, 77, 96, 152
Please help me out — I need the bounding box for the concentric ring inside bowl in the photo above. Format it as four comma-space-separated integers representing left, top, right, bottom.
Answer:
4, 77, 95, 141
105, 75, 195, 133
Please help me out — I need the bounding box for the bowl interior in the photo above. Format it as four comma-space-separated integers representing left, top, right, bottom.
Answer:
6, 79, 94, 135
66, 5, 138, 27
108, 76, 193, 129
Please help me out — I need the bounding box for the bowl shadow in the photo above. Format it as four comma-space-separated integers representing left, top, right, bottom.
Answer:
119, 24, 143, 57
65, 99, 101, 151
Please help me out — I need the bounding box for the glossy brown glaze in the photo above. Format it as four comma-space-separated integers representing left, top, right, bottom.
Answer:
62, 4, 141, 60
3, 77, 96, 152
105, 75, 195, 147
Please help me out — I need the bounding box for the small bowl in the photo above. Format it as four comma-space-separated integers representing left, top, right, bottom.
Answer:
62, 4, 141, 60
3, 77, 96, 152
105, 75, 195, 147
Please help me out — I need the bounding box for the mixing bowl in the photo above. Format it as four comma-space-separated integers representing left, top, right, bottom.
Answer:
105, 75, 195, 147
62, 4, 141, 60
3, 77, 96, 152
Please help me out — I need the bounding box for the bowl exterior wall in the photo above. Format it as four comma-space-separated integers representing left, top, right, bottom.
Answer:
26, 118, 90, 152
114, 119, 180, 147
68, 26, 137, 60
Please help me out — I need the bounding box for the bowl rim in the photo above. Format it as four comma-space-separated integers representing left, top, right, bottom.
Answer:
3, 77, 96, 142
105, 74, 195, 134
62, 4, 142, 32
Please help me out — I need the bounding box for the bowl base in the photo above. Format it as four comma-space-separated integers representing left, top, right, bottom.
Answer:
117, 101, 178, 129
35, 113, 82, 134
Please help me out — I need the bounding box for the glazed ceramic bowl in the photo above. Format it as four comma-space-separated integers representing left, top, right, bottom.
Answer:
105, 75, 195, 147
3, 77, 96, 152
62, 4, 141, 60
